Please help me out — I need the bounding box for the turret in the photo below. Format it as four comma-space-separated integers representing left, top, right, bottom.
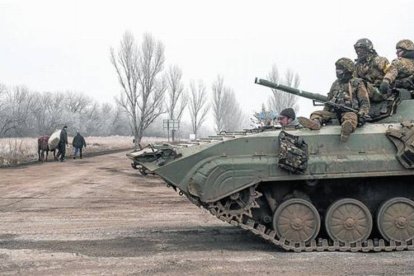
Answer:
254, 78, 328, 102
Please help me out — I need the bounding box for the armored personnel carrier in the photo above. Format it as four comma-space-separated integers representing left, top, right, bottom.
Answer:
127, 78, 414, 252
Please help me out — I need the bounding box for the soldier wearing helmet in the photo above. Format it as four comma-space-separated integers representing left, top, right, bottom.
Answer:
298, 58, 370, 142
382, 39, 414, 93
354, 38, 390, 102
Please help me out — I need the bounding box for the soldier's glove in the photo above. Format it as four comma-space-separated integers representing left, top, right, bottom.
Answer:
379, 79, 390, 94
357, 111, 366, 117
357, 111, 366, 127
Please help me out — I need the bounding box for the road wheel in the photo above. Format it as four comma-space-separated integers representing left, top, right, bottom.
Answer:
325, 198, 372, 243
377, 197, 414, 242
273, 198, 320, 243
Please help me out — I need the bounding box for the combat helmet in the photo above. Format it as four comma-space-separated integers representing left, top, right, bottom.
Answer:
335, 57, 355, 73
354, 38, 374, 51
396, 39, 414, 51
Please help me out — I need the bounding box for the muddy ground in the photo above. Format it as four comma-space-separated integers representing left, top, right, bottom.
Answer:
0, 151, 413, 275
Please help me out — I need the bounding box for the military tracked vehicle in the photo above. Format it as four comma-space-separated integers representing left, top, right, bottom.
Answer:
127, 78, 414, 252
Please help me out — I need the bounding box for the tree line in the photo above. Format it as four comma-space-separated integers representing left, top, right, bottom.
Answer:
0, 31, 300, 140
0, 84, 130, 138
111, 31, 300, 146
110, 31, 253, 146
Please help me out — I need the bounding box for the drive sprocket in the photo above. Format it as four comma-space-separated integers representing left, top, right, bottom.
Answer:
208, 185, 262, 222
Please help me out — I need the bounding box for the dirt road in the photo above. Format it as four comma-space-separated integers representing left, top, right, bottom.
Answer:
0, 152, 413, 275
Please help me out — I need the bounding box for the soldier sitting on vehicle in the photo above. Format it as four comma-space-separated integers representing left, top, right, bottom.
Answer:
354, 38, 390, 102
381, 39, 414, 94
277, 108, 301, 129
298, 58, 370, 142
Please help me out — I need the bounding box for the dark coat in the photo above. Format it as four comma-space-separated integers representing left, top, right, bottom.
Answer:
72, 133, 86, 148
59, 128, 68, 145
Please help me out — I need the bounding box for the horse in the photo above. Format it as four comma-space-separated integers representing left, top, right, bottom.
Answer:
37, 136, 56, 162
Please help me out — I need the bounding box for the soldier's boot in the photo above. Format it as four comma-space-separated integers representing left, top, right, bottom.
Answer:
298, 117, 321, 130
340, 121, 354, 143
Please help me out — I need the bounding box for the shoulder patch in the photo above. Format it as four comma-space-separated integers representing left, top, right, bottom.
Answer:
384, 63, 392, 73
375, 56, 390, 70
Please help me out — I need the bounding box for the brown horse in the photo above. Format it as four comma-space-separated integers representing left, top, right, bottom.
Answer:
37, 136, 56, 162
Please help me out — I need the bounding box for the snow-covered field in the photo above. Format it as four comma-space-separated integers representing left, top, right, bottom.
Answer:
0, 136, 164, 166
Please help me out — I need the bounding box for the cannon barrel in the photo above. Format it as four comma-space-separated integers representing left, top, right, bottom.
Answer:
255, 78, 328, 102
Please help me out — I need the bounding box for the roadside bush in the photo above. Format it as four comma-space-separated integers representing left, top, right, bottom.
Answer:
0, 138, 36, 166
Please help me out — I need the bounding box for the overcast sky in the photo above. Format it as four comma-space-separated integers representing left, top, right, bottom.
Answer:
1, 0, 413, 121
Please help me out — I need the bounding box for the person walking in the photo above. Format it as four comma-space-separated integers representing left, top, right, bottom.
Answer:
57, 125, 68, 161
72, 131, 87, 159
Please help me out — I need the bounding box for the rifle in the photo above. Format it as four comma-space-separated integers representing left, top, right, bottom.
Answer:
395, 75, 414, 90
322, 101, 372, 126
324, 101, 358, 113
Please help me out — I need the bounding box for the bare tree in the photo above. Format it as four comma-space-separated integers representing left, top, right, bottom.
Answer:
285, 69, 301, 89
63, 91, 94, 133
110, 103, 130, 135
267, 64, 301, 114
110, 31, 166, 146
30, 92, 68, 135
0, 86, 36, 137
166, 65, 187, 141
98, 103, 114, 135
188, 80, 209, 139
212, 75, 225, 133
0, 82, 132, 137
0, 84, 6, 112
166, 65, 187, 121
45, 93, 68, 130
212, 76, 245, 132
0, 84, 8, 132
221, 88, 245, 131
65, 91, 92, 114
0, 85, 12, 136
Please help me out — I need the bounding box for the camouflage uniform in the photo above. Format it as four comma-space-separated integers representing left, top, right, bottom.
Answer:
310, 78, 370, 131
383, 39, 414, 91
354, 38, 390, 101
299, 58, 370, 142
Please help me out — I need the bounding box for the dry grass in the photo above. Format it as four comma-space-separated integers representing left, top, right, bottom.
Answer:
0, 138, 37, 166
0, 136, 166, 167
